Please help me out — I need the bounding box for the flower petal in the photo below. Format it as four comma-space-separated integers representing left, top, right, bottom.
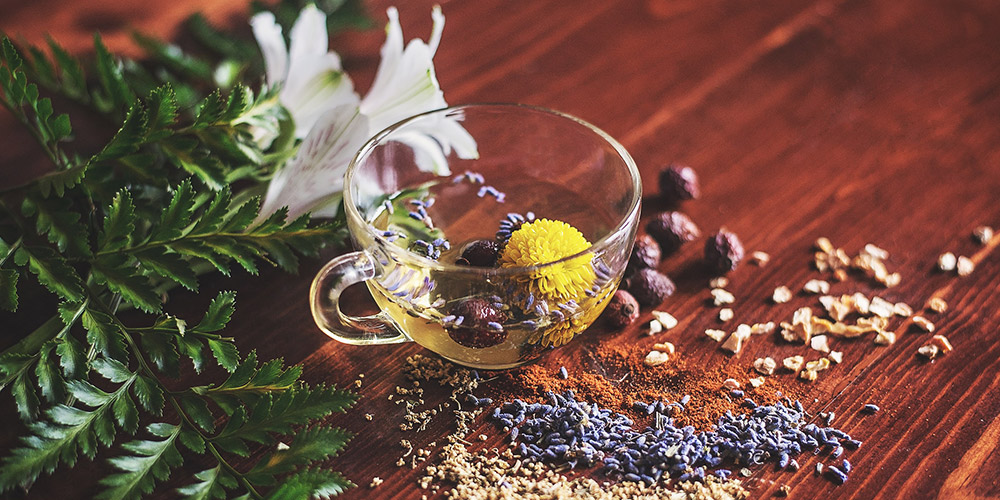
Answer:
250, 12, 288, 87
259, 104, 370, 220
287, 4, 336, 80
281, 54, 359, 137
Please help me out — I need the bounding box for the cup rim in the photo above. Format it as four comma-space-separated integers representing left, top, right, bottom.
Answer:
344, 103, 642, 275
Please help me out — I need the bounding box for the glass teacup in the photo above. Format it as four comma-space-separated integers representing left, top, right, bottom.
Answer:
310, 104, 640, 369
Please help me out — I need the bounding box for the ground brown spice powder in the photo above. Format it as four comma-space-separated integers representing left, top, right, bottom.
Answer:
487, 344, 800, 431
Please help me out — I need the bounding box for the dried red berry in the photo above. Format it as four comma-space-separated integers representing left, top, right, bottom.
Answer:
626, 234, 662, 275
459, 239, 499, 267
705, 228, 745, 273
627, 268, 676, 306
602, 290, 640, 327
646, 211, 701, 254
447, 298, 508, 348
659, 164, 700, 202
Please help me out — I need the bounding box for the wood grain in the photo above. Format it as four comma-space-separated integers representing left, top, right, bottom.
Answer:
2, 0, 1000, 498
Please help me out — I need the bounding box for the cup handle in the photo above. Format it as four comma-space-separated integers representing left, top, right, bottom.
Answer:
310, 251, 409, 345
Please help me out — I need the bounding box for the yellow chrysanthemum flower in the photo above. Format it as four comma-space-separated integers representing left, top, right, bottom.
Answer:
499, 219, 596, 303
500, 218, 600, 348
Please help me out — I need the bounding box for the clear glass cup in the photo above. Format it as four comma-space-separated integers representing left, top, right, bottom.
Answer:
310, 104, 641, 369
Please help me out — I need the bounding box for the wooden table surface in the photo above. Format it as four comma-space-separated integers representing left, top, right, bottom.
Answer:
2, 0, 1000, 498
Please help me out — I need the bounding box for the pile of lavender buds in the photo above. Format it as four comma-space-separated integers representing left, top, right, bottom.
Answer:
490, 390, 862, 486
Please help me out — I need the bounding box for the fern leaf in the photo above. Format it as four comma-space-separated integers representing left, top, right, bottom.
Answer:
0, 269, 17, 311
91, 254, 162, 313
13, 245, 85, 301
177, 465, 233, 500
97, 423, 183, 500
195, 291, 236, 332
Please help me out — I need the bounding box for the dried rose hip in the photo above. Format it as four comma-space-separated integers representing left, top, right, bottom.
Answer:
646, 211, 701, 254
627, 268, 676, 306
458, 239, 499, 267
659, 164, 700, 202
446, 297, 508, 348
705, 228, 745, 273
626, 234, 662, 275
603, 290, 640, 327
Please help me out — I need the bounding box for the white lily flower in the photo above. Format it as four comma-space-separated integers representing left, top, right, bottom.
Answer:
258, 105, 370, 219
256, 5, 479, 220
251, 5, 358, 138
360, 6, 477, 174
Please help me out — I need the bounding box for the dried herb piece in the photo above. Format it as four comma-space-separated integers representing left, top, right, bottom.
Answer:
646, 211, 700, 254
602, 290, 640, 327
658, 164, 700, 202
627, 268, 676, 306
447, 298, 508, 348
459, 239, 500, 267
705, 228, 745, 273
625, 234, 661, 275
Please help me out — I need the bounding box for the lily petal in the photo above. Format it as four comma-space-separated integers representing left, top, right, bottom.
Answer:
260, 104, 370, 220
250, 12, 288, 87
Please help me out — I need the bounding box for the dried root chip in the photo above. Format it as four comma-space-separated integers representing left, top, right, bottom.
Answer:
750, 322, 776, 335
815, 237, 835, 254
799, 369, 819, 382
753, 357, 777, 375
719, 308, 734, 322
918, 344, 940, 359
912, 315, 935, 333
930, 334, 953, 353
938, 252, 957, 272
828, 351, 843, 364
648, 319, 663, 335
926, 297, 948, 313
804, 358, 831, 372
651, 310, 678, 330
869, 297, 894, 318
783, 355, 805, 372
803, 279, 831, 295
712, 288, 736, 306
893, 302, 913, 317
810, 334, 831, 353
956, 256, 975, 276
874, 330, 896, 345
705, 329, 727, 342
781, 307, 814, 343
973, 226, 994, 245
653, 342, 676, 354
644, 350, 670, 366
773, 286, 793, 304
709, 277, 730, 289
863, 243, 889, 260
722, 378, 741, 390
749, 376, 766, 388
751, 251, 771, 266
721, 324, 752, 353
